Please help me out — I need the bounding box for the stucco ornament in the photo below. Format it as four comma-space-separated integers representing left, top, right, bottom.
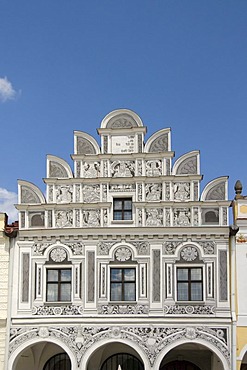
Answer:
145, 160, 162, 176
174, 182, 190, 201
181, 246, 198, 261
50, 247, 67, 262
146, 208, 163, 226
55, 210, 73, 228
185, 327, 197, 339
145, 183, 162, 201
38, 327, 49, 338
115, 247, 132, 261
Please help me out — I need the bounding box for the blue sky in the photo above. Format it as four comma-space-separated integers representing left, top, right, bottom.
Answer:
0, 1, 247, 220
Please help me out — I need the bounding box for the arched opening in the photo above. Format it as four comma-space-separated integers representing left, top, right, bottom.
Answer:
11, 341, 72, 370
161, 360, 201, 370
86, 342, 145, 370
43, 353, 71, 370
159, 343, 225, 370
100, 353, 144, 370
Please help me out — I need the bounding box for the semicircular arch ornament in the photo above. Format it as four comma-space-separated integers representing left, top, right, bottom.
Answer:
50, 247, 68, 262
180, 245, 198, 262
115, 246, 132, 262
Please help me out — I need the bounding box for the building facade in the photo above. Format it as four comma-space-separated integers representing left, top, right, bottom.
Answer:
231, 181, 247, 370
7, 109, 231, 370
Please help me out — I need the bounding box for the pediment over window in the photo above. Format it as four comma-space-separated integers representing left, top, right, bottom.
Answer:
18, 180, 46, 204
47, 155, 73, 178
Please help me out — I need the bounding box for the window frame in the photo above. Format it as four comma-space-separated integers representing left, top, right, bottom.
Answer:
113, 197, 133, 221
46, 267, 72, 303
110, 266, 137, 302
176, 266, 204, 302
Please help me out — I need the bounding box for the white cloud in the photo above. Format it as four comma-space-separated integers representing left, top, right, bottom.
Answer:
0, 76, 17, 102
0, 188, 18, 222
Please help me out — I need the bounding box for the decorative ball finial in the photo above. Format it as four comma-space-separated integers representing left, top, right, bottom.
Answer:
234, 180, 243, 199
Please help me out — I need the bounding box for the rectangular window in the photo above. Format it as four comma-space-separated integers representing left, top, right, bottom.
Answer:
113, 198, 132, 220
177, 267, 203, 301
110, 268, 136, 301
46, 268, 71, 302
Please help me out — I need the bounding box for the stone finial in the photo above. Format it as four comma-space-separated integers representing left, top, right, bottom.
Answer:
234, 180, 243, 199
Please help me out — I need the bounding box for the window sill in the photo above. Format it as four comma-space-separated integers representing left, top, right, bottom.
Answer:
112, 220, 134, 224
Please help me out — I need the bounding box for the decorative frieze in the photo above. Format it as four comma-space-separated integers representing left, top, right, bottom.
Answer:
9, 325, 230, 367
98, 304, 149, 315
164, 305, 215, 315
32, 305, 83, 316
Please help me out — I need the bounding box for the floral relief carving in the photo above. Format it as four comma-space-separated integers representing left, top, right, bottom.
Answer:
164, 305, 215, 315
180, 246, 198, 261
132, 241, 150, 255
163, 241, 181, 254
66, 242, 85, 255
32, 305, 83, 316
98, 242, 115, 255
9, 325, 230, 366
98, 305, 149, 314
115, 247, 132, 261
33, 243, 51, 255
50, 247, 67, 262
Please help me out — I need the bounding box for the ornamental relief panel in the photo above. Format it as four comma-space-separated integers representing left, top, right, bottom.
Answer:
145, 183, 162, 201
164, 305, 215, 315
173, 208, 191, 226
83, 161, 100, 178
163, 241, 216, 255
148, 133, 168, 152
33, 242, 85, 256
145, 160, 162, 176
55, 210, 73, 228
82, 184, 100, 203
114, 247, 132, 261
55, 185, 73, 203
173, 182, 190, 201
77, 137, 96, 155
109, 184, 135, 192
9, 325, 230, 367
110, 160, 135, 177
146, 208, 163, 226
21, 186, 40, 204
82, 210, 100, 227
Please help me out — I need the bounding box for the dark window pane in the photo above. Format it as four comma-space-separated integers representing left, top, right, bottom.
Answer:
177, 282, 188, 300
177, 269, 188, 280
111, 269, 122, 281
124, 283, 135, 300
47, 270, 58, 281
191, 268, 202, 280
124, 269, 135, 281
47, 284, 58, 301
61, 284, 71, 301
61, 270, 71, 282
191, 282, 202, 300
111, 283, 122, 300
